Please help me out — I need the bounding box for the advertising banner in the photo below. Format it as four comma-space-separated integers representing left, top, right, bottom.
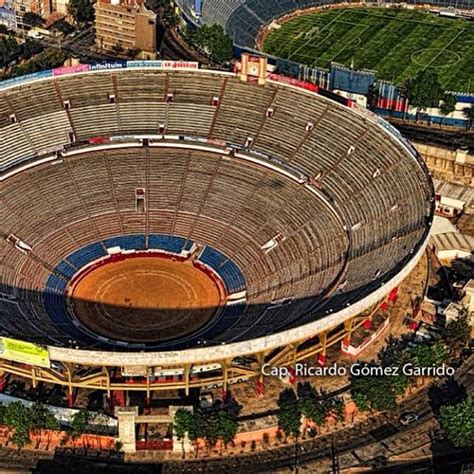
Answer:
127, 60, 199, 70
53, 64, 90, 77
0, 337, 50, 368
268, 73, 318, 92
0, 70, 52, 90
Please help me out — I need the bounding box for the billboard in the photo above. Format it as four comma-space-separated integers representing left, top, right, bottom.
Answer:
0, 337, 50, 368
126, 60, 199, 70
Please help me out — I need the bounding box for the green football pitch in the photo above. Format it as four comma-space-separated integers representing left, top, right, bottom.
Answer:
263, 7, 474, 93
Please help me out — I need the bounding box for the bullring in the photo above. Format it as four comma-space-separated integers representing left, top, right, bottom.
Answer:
0, 65, 434, 393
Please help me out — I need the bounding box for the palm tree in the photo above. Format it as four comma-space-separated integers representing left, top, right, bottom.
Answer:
462, 104, 474, 130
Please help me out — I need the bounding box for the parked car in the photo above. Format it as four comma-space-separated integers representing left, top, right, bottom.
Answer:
399, 412, 419, 426
27, 30, 43, 39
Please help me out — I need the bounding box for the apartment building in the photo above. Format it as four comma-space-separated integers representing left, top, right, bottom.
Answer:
12, 0, 52, 27
95, 0, 156, 59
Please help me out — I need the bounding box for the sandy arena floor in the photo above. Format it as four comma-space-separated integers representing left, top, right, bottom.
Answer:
71, 257, 222, 343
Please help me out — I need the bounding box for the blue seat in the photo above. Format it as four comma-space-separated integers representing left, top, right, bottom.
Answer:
43, 287, 98, 342
198, 246, 246, 293
183, 239, 194, 252
219, 260, 246, 293
66, 242, 106, 268
198, 246, 227, 269
55, 260, 77, 279
45, 274, 68, 293
148, 234, 187, 254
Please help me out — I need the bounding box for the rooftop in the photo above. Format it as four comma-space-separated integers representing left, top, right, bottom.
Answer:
433, 178, 474, 211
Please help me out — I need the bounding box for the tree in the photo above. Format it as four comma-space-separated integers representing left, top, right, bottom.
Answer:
296, 381, 316, 401
202, 411, 220, 450
462, 104, 474, 130
52, 20, 75, 36
350, 366, 397, 412
216, 410, 238, 452
22, 38, 44, 60
153, 0, 180, 27
299, 398, 326, 431
111, 43, 124, 55
68, 0, 95, 25
173, 408, 194, 457
439, 397, 474, 448
443, 311, 471, 356
277, 388, 301, 440
352, 392, 369, 412
296, 382, 326, 430
164, 9, 180, 28
0, 402, 6, 425
329, 397, 345, 424
23, 12, 45, 27
439, 93, 457, 125
378, 336, 412, 395
409, 343, 438, 368
30, 402, 58, 449
9, 48, 67, 77
450, 258, 474, 282
191, 24, 233, 63
4, 402, 32, 449
219, 396, 240, 447
367, 84, 380, 110
222, 395, 241, 421
185, 395, 242, 454
404, 70, 445, 110
0, 35, 21, 69
71, 409, 92, 439
62, 409, 93, 446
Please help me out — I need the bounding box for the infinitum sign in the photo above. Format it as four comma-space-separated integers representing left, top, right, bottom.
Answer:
0, 337, 50, 368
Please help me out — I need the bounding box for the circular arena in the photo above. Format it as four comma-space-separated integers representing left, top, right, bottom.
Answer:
0, 65, 433, 396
